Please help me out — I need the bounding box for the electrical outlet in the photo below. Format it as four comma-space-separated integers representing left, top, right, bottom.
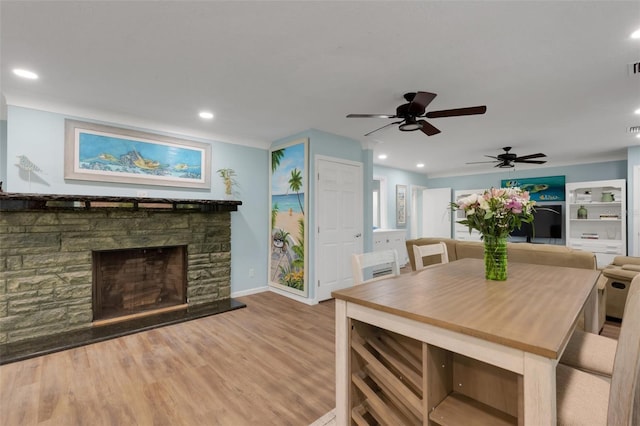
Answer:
249, 268, 255, 278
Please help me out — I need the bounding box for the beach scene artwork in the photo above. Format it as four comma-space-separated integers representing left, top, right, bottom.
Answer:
270, 140, 307, 295
502, 175, 566, 202
78, 132, 204, 182
65, 120, 211, 189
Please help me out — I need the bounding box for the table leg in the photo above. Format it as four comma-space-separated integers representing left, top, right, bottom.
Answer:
335, 299, 349, 425
523, 353, 556, 425
583, 283, 599, 333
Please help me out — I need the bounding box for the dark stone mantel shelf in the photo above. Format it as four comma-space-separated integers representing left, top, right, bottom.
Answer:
0, 192, 242, 212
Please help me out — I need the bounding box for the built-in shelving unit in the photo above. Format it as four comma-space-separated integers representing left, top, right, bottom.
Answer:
565, 179, 626, 268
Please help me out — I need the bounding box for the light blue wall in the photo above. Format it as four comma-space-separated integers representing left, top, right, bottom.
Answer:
5, 106, 270, 296
425, 161, 627, 190
372, 164, 430, 239
373, 160, 634, 251
271, 129, 364, 301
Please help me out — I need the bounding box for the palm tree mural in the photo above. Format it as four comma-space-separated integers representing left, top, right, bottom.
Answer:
270, 141, 306, 293
272, 149, 284, 173
288, 168, 304, 215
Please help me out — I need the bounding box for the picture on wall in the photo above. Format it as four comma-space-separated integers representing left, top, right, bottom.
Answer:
501, 175, 566, 202
64, 119, 211, 189
269, 138, 309, 296
396, 184, 407, 226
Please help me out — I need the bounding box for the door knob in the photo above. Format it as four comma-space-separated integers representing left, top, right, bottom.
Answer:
354, 233, 362, 238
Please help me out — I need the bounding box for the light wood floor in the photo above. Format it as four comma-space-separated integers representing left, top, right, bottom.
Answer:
0, 291, 336, 426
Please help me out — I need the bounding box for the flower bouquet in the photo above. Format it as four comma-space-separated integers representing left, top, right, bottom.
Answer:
451, 187, 535, 280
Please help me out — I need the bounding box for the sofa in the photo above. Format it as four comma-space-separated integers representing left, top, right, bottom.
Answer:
405, 237, 606, 330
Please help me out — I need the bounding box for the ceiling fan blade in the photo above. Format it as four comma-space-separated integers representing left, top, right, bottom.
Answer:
364, 121, 403, 136
407, 91, 437, 115
347, 113, 396, 119
515, 153, 547, 160
514, 159, 547, 164
466, 160, 500, 164
484, 155, 499, 160
417, 120, 441, 136
425, 105, 487, 119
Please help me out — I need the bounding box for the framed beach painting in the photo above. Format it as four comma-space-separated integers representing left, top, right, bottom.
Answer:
396, 184, 407, 226
64, 119, 211, 189
269, 138, 309, 297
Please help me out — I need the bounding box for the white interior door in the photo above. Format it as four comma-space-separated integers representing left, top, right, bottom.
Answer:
422, 187, 452, 238
316, 157, 363, 301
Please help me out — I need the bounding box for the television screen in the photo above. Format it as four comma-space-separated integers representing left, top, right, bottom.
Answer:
511, 204, 562, 241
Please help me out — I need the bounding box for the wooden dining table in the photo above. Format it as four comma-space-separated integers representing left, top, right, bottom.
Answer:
332, 258, 600, 425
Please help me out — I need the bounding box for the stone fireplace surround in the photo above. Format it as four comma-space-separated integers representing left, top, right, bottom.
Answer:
0, 193, 242, 349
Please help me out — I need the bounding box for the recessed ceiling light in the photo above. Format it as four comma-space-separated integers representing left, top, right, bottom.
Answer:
13, 68, 38, 79
631, 28, 640, 39
636, 134, 640, 139
199, 111, 214, 119
635, 108, 640, 115
416, 163, 425, 168
378, 154, 387, 160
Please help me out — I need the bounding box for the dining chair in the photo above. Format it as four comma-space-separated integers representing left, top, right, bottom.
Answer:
351, 249, 400, 285
412, 242, 449, 270
556, 274, 640, 425
560, 274, 640, 378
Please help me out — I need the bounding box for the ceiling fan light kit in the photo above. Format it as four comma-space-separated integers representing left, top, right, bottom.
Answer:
347, 91, 487, 137
399, 119, 422, 131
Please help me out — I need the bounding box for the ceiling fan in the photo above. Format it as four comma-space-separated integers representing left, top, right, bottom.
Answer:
346, 91, 487, 137
467, 146, 547, 168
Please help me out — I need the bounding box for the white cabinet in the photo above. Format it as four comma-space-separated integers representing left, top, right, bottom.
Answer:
453, 189, 483, 241
373, 229, 408, 267
566, 179, 626, 268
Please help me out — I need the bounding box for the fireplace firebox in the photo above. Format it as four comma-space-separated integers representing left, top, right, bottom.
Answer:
93, 246, 187, 321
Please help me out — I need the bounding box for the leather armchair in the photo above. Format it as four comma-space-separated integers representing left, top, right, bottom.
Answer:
602, 255, 640, 319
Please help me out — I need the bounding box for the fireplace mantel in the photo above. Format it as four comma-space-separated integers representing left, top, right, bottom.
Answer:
0, 193, 241, 212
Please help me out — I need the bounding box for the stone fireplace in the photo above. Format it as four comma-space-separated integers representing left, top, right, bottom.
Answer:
0, 194, 241, 345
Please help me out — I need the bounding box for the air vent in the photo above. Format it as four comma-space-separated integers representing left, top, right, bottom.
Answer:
629, 61, 640, 76
629, 126, 640, 134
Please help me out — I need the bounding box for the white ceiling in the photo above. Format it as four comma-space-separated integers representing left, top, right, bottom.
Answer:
2, 1, 639, 177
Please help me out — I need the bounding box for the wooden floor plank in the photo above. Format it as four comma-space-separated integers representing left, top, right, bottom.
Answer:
0, 291, 336, 426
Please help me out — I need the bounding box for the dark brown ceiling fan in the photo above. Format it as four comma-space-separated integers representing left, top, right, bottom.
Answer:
346, 91, 487, 137
467, 146, 547, 168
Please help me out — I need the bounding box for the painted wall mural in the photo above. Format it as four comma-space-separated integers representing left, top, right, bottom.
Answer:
269, 138, 308, 296
501, 175, 566, 202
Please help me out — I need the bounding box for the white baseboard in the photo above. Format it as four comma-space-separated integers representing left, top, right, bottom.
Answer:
231, 285, 320, 306
231, 286, 269, 298
267, 286, 318, 305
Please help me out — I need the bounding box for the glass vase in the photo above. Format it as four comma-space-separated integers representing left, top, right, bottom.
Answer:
483, 235, 508, 281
